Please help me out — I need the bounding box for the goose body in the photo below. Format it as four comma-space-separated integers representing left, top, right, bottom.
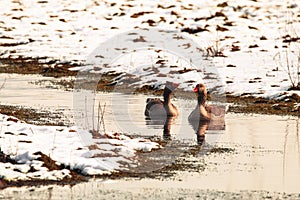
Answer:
144, 82, 179, 119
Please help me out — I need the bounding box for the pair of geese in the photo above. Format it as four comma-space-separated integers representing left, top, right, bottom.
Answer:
144, 82, 219, 140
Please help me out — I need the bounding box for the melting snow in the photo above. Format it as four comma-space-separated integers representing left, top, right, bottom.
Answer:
0, 114, 160, 181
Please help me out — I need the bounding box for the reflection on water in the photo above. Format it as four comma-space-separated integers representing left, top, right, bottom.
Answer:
106, 93, 225, 143
162, 116, 176, 140
94, 92, 225, 144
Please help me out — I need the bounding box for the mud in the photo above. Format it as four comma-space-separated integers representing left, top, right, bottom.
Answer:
0, 57, 78, 78
0, 104, 70, 126
226, 94, 300, 116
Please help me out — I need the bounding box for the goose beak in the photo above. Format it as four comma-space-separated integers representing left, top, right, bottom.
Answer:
193, 86, 198, 92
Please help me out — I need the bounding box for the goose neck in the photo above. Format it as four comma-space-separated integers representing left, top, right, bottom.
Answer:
197, 95, 206, 106
163, 89, 172, 105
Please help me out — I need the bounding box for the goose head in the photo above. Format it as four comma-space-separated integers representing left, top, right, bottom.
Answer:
193, 83, 207, 105
164, 81, 179, 92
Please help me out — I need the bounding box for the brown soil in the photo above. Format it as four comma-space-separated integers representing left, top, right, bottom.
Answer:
226, 94, 300, 116
0, 104, 70, 126
0, 149, 16, 164
95, 144, 235, 181
0, 57, 78, 77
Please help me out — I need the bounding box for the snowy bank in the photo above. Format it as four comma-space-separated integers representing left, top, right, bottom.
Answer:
0, 0, 299, 98
0, 113, 160, 181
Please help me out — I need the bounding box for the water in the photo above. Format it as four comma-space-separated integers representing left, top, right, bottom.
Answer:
0, 73, 72, 109
0, 74, 300, 197
73, 90, 226, 146
0, 73, 223, 143
84, 93, 224, 141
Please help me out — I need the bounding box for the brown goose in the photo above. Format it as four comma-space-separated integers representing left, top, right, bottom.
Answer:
188, 83, 211, 122
188, 83, 225, 144
144, 81, 179, 119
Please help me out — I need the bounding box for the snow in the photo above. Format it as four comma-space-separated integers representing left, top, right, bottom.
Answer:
0, 0, 299, 98
0, 114, 160, 180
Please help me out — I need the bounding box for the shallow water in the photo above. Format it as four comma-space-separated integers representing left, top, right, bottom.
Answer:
77, 92, 224, 142
0, 73, 72, 109
0, 73, 223, 143
1, 74, 300, 197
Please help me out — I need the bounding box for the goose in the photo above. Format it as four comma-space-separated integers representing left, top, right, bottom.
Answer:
144, 81, 179, 119
188, 83, 211, 122
188, 83, 226, 144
